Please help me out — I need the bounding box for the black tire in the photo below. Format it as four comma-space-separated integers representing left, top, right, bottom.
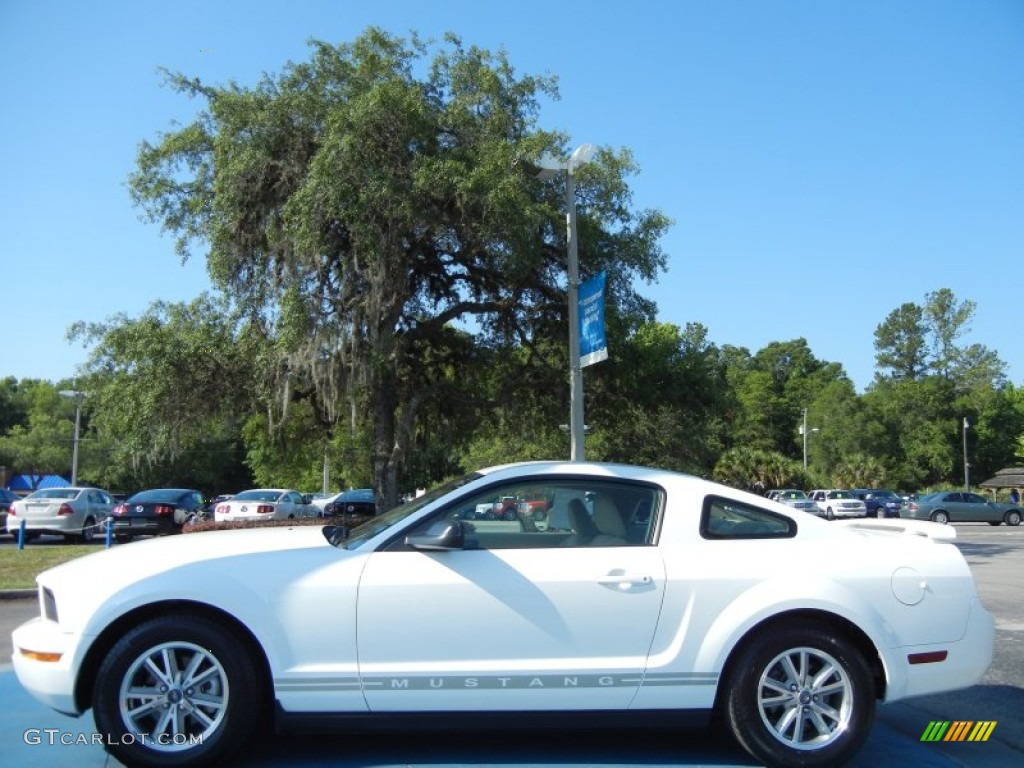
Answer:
724, 624, 876, 768
115, 534, 134, 544
81, 516, 96, 543
931, 510, 950, 524
1005, 510, 1022, 527
988, 521, 1002, 527
825, 507, 835, 521
92, 613, 264, 767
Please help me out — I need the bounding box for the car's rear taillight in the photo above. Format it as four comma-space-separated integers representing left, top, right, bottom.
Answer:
113, 504, 128, 516
57, 503, 74, 516
216, 504, 229, 515
908, 502, 919, 511
8, 505, 16, 517
154, 505, 174, 517
256, 505, 274, 514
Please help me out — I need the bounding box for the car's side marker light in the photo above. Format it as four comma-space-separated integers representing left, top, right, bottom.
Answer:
18, 648, 63, 662
908, 650, 948, 664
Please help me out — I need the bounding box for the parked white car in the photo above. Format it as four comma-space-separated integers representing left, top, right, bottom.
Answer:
13, 462, 992, 768
213, 488, 317, 522
809, 488, 868, 519
305, 491, 342, 514
5, 486, 113, 542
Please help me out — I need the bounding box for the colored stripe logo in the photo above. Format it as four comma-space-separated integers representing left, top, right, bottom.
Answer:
921, 721, 997, 742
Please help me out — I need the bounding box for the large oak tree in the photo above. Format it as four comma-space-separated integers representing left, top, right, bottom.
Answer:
129, 29, 668, 506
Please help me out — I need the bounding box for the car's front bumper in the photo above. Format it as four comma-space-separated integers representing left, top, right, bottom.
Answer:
831, 509, 867, 518
11, 616, 87, 715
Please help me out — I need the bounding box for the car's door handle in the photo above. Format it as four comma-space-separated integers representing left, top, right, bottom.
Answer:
596, 572, 653, 590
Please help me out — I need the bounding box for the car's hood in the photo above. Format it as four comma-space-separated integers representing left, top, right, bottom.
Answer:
37, 526, 355, 632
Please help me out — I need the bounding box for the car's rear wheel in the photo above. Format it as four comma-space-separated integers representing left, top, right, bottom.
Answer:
930, 510, 950, 524
92, 614, 264, 767
724, 624, 875, 768
66, 516, 97, 543
1005, 510, 1022, 526
115, 533, 134, 543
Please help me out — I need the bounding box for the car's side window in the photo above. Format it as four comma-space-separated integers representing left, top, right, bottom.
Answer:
393, 479, 662, 551
701, 496, 796, 539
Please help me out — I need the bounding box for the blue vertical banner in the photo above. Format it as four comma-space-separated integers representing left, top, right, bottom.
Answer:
578, 271, 609, 368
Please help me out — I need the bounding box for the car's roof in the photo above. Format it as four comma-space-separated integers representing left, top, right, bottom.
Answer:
130, 488, 200, 494
478, 461, 690, 481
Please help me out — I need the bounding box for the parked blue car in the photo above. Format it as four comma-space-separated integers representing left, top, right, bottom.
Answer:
851, 489, 903, 518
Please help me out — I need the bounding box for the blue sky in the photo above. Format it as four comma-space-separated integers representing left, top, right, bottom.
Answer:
2, 0, 1022, 392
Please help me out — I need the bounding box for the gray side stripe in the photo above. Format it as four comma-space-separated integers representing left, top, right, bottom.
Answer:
274, 671, 718, 693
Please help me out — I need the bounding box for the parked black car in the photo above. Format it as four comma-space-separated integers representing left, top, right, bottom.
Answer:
324, 488, 377, 517
110, 488, 206, 542
851, 489, 903, 518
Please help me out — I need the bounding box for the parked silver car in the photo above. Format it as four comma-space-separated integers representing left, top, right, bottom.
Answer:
6, 486, 114, 542
772, 489, 822, 516
904, 491, 1022, 526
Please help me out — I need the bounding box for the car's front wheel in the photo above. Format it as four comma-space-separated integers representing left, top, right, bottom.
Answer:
1005, 510, 1022, 526
92, 614, 264, 767
724, 624, 875, 768
825, 507, 835, 521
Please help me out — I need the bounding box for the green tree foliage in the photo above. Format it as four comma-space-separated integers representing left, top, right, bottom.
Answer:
712, 447, 802, 493
587, 321, 729, 474
0, 379, 85, 483
868, 288, 1008, 489
128, 29, 669, 507
67, 296, 254, 493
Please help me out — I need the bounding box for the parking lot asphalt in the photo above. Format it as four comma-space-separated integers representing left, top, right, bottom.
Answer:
2, 524, 1023, 767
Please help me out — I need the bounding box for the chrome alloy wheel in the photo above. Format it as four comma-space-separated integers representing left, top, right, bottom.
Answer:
756, 646, 853, 750
118, 641, 229, 752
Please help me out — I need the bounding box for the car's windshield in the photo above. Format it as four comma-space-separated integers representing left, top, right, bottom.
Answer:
828, 490, 853, 499
27, 488, 78, 500
780, 490, 808, 500
333, 473, 483, 549
233, 490, 282, 502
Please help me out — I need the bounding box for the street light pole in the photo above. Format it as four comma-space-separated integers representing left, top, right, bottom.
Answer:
565, 159, 585, 462
58, 389, 86, 485
801, 408, 819, 471
524, 144, 594, 461
963, 417, 970, 491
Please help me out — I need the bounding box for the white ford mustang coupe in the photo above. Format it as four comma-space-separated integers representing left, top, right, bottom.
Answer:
12, 462, 993, 767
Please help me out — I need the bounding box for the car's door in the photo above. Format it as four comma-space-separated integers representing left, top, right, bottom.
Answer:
962, 492, 993, 522
277, 491, 295, 518
939, 492, 963, 520
356, 476, 666, 712
87, 490, 112, 522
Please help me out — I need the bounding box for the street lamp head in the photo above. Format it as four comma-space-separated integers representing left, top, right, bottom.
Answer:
58, 389, 85, 399
568, 143, 594, 172
516, 144, 594, 179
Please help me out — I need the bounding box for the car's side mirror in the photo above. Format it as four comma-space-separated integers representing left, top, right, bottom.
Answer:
406, 520, 465, 551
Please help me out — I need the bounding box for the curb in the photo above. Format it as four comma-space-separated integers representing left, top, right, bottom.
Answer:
0, 590, 35, 600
